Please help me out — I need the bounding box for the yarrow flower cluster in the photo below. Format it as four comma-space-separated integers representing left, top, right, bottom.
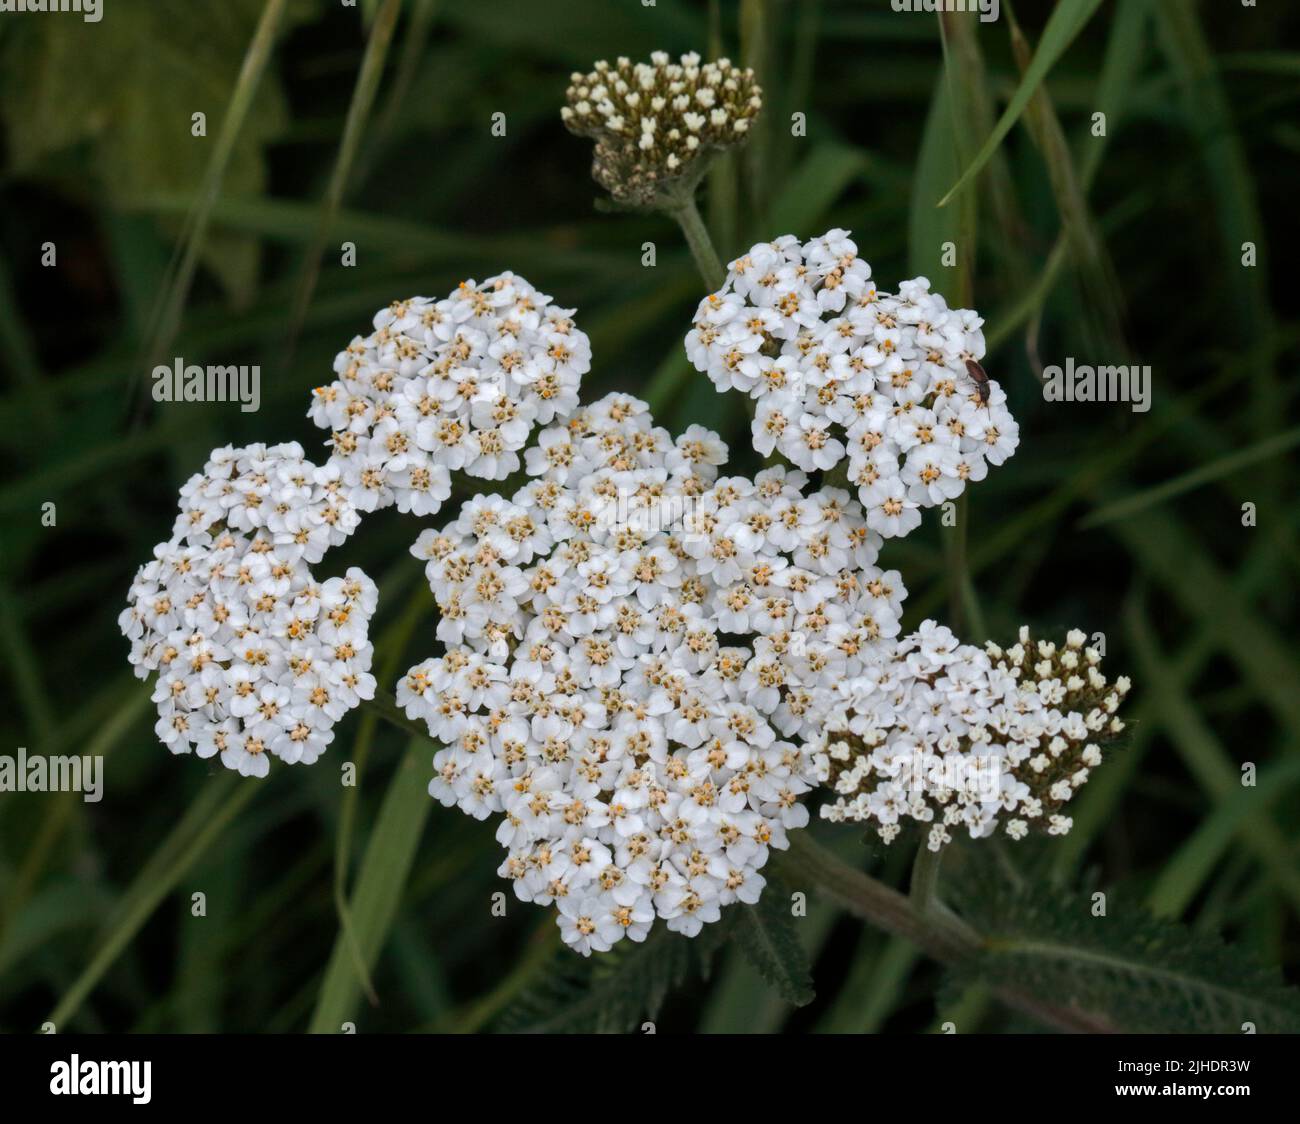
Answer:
119, 443, 378, 777
562, 52, 762, 207
308, 273, 590, 516
120, 233, 1131, 956
814, 623, 1130, 850
124, 275, 586, 780
686, 230, 1020, 538
397, 392, 909, 953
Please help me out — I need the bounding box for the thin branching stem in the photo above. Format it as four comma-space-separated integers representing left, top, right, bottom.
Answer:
669, 193, 726, 293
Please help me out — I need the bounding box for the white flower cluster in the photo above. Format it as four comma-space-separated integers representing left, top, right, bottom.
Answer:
125, 275, 589, 776
119, 443, 378, 777
686, 230, 1019, 538
307, 273, 590, 516
562, 51, 762, 207
398, 392, 909, 953
815, 622, 1130, 850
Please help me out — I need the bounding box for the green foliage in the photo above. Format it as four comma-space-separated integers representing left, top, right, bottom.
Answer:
0, 0, 309, 301
308, 739, 432, 1033
496, 912, 736, 1034
947, 864, 1300, 1034
937, 0, 1105, 207
734, 880, 815, 1007
2, 0, 1298, 1034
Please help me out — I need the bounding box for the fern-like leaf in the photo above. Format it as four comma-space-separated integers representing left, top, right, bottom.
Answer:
734, 878, 815, 1007
946, 864, 1300, 1033
495, 913, 735, 1034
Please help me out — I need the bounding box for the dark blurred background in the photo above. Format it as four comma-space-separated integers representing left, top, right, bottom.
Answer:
1, 0, 1298, 1032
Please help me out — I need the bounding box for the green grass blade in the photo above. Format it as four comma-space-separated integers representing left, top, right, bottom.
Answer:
45, 773, 258, 1029
355, 0, 440, 184
143, 0, 291, 368
765, 144, 865, 238
1080, 423, 1300, 529
1052, 530, 1284, 882
286, 0, 402, 355
1, 683, 152, 950
1006, 5, 1126, 353
1107, 508, 1300, 733
909, 72, 964, 288
1126, 602, 1300, 918
816, 933, 918, 1032
308, 738, 432, 1033
1148, 758, 1300, 921
332, 585, 429, 1006
0, 584, 56, 743
1153, 0, 1277, 440
937, 0, 1105, 208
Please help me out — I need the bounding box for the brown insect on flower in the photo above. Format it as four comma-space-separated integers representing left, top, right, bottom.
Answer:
964, 358, 990, 406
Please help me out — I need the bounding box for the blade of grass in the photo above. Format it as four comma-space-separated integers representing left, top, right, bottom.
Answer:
929, 982, 992, 1033
308, 736, 432, 1032
0, 253, 54, 437
935, 7, 984, 308
285, 0, 402, 360
432, 919, 558, 1033
770, 0, 824, 226
332, 583, 429, 1006
1153, 0, 1278, 443
1148, 757, 1300, 920
132, 194, 641, 275
1125, 601, 1300, 917
1080, 0, 1150, 186
1108, 507, 1300, 733
354, 0, 440, 184
45, 773, 258, 1029
765, 143, 865, 238
1, 683, 152, 949
0, 583, 56, 744
1051, 533, 1284, 880
142, 0, 291, 371
740, 0, 772, 220
816, 929, 918, 1032
1080, 423, 1300, 529
909, 71, 965, 290
911, 352, 1262, 620
937, 0, 1105, 207
1006, 3, 1126, 354
706, 0, 739, 255
941, 9, 1034, 304
928, 11, 983, 632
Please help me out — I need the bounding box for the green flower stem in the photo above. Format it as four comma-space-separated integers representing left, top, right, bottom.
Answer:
668, 193, 726, 293
365, 688, 431, 743
909, 842, 945, 916
783, 832, 1114, 1032
947, 493, 968, 633
665, 189, 757, 428
784, 832, 977, 963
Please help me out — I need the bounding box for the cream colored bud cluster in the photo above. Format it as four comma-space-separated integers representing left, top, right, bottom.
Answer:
562, 51, 762, 206
815, 623, 1131, 851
